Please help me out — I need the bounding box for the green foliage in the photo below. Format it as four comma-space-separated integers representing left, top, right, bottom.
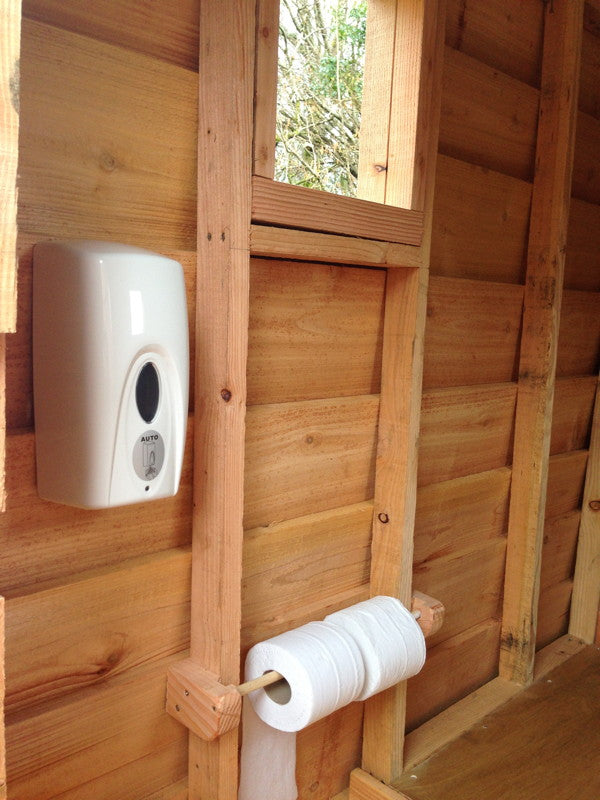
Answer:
276, 0, 367, 197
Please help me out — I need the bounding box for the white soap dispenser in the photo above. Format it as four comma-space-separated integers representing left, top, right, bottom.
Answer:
33, 240, 189, 509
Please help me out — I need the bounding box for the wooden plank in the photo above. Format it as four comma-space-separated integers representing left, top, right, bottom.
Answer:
247, 259, 385, 405
0, 428, 192, 591
550, 376, 597, 455
252, 0, 279, 178
190, 2, 254, 796
500, 0, 583, 685
545, 450, 588, 520
0, 597, 5, 800
418, 383, 517, 487
396, 646, 600, 800
242, 501, 372, 651
572, 111, 600, 204
249, 225, 423, 269
412, 539, 506, 649
540, 511, 581, 591
533, 632, 587, 679
445, 0, 543, 87
579, 27, 600, 118
18, 19, 197, 251
414, 468, 511, 564
0, 336, 4, 513
4, 548, 191, 714
0, 0, 20, 333
252, 176, 424, 245
361, 0, 446, 783
423, 277, 522, 389
564, 198, 600, 292
556, 289, 600, 378
141, 779, 188, 800
243, 395, 379, 530
536, 579, 573, 649
22, 0, 199, 71
440, 45, 539, 181
350, 770, 412, 800
431, 155, 531, 284
570, 374, 600, 642
6, 656, 187, 800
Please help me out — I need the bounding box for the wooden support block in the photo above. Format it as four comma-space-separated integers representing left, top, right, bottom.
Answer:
411, 591, 444, 639
349, 769, 413, 800
166, 659, 241, 742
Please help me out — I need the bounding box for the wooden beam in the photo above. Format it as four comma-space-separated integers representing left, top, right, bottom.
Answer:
0, 0, 20, 334
253, 0, 279, 178
359, 0, 446, 786
570, 373, 600, 642
190, 0, 254, 797
499, 0, 583, 685
350, 769, 413, 800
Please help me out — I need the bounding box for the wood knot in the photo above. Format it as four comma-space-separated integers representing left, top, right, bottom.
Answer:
221, 389, 232, 402
378, 512, 390, 524
589, 500, 600, 512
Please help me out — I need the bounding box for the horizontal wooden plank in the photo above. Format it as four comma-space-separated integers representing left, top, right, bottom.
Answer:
536, 579, 574, 649
5, 548, 191, 713
580, 28, 600, 118
545, 450, 588, 519
413, 538, 506, 649
431, 154, 531, 284
440, 46, 539, 181
406, 619, 501, 733
557, 289, 600, 377
250, 225, 423, 269
418, 383, 517, 487
540, 511, 580, 591
141, 779, 188, 800
251, 176, 424, 245
6, 656, 187, 800
565, 198, 600, 292
445, 0, 543, 87
6, 234, 197, 430
242, 502, 372, 650
572, 111, 600, 204
423, 276, 522, 389
23, 0, 199, 71
550, 375, 597, 454
0, 429, 193, 591
414, 468, 511, 565
244, 395, 379, 529
247, 259, 385, 405
18, 19, 197, 250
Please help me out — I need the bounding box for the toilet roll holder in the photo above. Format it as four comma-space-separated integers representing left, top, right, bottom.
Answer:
166, 591, 444, 741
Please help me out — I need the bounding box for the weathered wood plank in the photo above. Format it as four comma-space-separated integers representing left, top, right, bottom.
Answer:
418, 383, 517, 487
247, 259, 385, 405
423, 277, 522, 389
536, 579, 574, 649
244, 395, 379, 530
550, 376, 597, 455
440, 45, 539, 181
5, 548, 191, 714
500, 0, 583, 685
545, 450, 588, 520
570, 374, 600, 642
445, 0, 543, 87
252, 176, 424, 245
18, 19, 197, 251
572, 110, 600, 204
540, 511, 581, 591
431, 155, 531, 284
0, 0, 20, 334
564, 198, 600, 292
556, 289, 600, 377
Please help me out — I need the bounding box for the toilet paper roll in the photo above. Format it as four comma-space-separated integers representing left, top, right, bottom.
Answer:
325, 595, 426, 700
245, 620, 365, 732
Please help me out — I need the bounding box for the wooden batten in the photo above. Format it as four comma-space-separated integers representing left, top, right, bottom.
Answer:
500, 0, 584, 686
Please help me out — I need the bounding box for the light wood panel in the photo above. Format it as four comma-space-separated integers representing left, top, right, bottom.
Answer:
445, 0, 543, 87
244, 395, 379, 530
550, 376, 597, 454
0, 429, 192, 591
18, 19, 197, 251
414, 468, 511, 564
22, 0, 200, 71
6, 657, 187, 800
418, 383, 517, 487
564, 198, 600, 291
556, 289, 600, 377
5, 548, 191, 713
423, 277, 522, 389
440, 45, 539, 181
0, 0, 20, 334
430, 155, 531, 284
247, 259, 385, 405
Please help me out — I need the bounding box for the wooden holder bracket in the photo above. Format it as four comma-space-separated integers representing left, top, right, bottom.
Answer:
167, 592, 445, 741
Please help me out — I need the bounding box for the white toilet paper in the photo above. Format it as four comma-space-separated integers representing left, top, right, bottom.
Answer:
238, 596, 426, 800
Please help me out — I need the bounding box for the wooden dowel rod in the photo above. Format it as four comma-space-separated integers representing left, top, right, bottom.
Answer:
237, 671, 284, 696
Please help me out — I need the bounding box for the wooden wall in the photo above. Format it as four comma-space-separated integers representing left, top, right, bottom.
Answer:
4, 1, 600, 799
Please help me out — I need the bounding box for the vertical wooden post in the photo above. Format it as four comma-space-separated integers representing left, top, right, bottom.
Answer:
569, 374, 600, 643
253, 0, 279, 179
499, 0, 583, 685
189, 2, 255, 798
358, 0, 445, 785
